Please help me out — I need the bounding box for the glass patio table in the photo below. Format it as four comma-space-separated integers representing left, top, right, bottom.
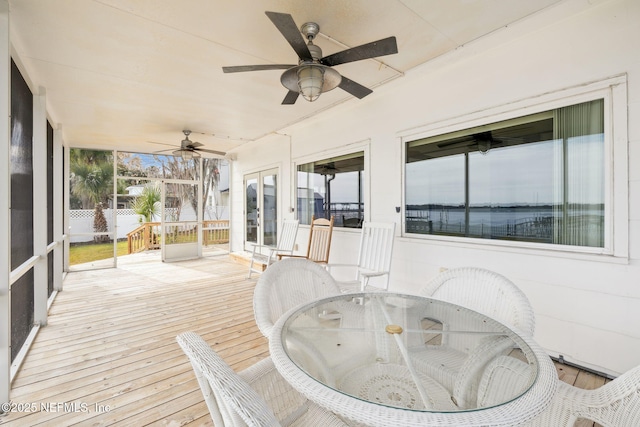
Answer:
269, 292, 558, 427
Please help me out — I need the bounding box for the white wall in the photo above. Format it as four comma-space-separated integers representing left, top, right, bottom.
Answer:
231, 0, 640, 376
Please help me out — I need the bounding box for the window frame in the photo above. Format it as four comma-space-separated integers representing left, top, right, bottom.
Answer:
400, 75, 628, 260
293, 142, 370, 229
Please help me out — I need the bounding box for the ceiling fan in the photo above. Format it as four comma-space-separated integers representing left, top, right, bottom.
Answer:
222, 11, 398, 104
316, 161, 341, 175
437, 131, 522, 155
153, 130, 226, 160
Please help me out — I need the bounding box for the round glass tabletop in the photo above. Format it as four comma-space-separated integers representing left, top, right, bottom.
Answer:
279, 293, 538, 412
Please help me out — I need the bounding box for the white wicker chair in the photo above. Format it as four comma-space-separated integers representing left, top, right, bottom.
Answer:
479, 356, 640, 427
417, 266, 535, 335
253, 257, 343, 338
248, 219, 299, 279
476, 355, 538, 409
176, 331, 350, 427
411, 267, 536, 408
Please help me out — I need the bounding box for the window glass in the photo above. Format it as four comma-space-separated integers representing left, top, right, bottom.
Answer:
297, 152, 365, 227
405, 99, 604, 248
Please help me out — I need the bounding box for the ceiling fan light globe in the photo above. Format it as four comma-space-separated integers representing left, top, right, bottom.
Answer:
181, 150, 193, 161
478, 140, 491, 155
297, 64, 324, 102
281, 64, 341, 102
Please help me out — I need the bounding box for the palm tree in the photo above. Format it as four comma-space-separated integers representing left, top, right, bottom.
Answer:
70, 149, 114, 242
132, 182, 161, 223
70, 149, 113, 209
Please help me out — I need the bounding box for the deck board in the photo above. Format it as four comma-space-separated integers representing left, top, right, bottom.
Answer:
3, 252, 266, 426
1, 252, 608, 426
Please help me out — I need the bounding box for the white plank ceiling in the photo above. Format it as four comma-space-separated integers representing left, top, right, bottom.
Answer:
8, 0, 561, 155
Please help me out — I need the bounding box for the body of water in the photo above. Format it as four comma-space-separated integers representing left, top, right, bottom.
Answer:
405, 205, 604, 246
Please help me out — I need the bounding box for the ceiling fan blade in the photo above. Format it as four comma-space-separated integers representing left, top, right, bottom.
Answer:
147, 140, 177, 147
282, 90, 299, 105
188, 141, 203, 148
437, 139, 473, 149
152, 148, 175, 154
223, 64, 295, 73
320, 36, 398, 66
265, 11, 312, 61
195, 148, 227, 157
338, 76, 373, 99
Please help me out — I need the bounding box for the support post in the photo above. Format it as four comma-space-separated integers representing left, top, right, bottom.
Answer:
33, 88, 47, 326
1, 0, 11, 408
63, 145, 70, 272
53, 126, 63, 291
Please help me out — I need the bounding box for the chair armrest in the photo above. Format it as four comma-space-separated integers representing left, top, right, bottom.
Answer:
325, 263, 358, 273
239, 357, 309, 423
359, 270, 389, 278
277, 254, 307, 260
251, 243, 276, 254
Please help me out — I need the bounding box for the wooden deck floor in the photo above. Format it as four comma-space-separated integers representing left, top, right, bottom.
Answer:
1, 252, 607, 426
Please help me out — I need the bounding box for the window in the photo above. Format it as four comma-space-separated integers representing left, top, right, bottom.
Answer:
405, 99, 605, 248
297, 151, 365, 227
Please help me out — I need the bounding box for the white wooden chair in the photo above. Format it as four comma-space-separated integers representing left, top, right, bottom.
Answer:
479, 356, 640, 427
176, 332, 349, 427
253, 257, 342, 338
278, 215, 334, 265
247, 219, 298, 279
328, 221, 396, 292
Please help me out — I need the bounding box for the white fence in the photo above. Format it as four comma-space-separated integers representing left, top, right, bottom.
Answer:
69, 209, 142, 243
69, 207, 230, 243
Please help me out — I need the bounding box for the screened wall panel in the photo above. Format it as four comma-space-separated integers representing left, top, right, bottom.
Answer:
10, 59, 34, 360
9, 274, 33, 361
47, 121, 54, 296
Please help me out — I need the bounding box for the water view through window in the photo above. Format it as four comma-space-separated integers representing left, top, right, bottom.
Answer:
297, 152, 365, 227
405, 99, 605, 247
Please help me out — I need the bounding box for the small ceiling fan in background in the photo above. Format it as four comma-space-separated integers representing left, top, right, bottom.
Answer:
437, 131, 523, 155
316, 161, 341, 175
223, 11, 398, 104
152, 130, 226, 160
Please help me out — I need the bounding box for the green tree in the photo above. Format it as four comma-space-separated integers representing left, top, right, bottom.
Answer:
132, 182, 161, 223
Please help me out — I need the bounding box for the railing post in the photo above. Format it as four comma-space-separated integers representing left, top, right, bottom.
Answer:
144, 223, 150, 250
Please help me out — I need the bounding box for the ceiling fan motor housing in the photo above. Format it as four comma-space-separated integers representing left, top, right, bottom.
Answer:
306, 43, 322, 62
281, 21, 341, 98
